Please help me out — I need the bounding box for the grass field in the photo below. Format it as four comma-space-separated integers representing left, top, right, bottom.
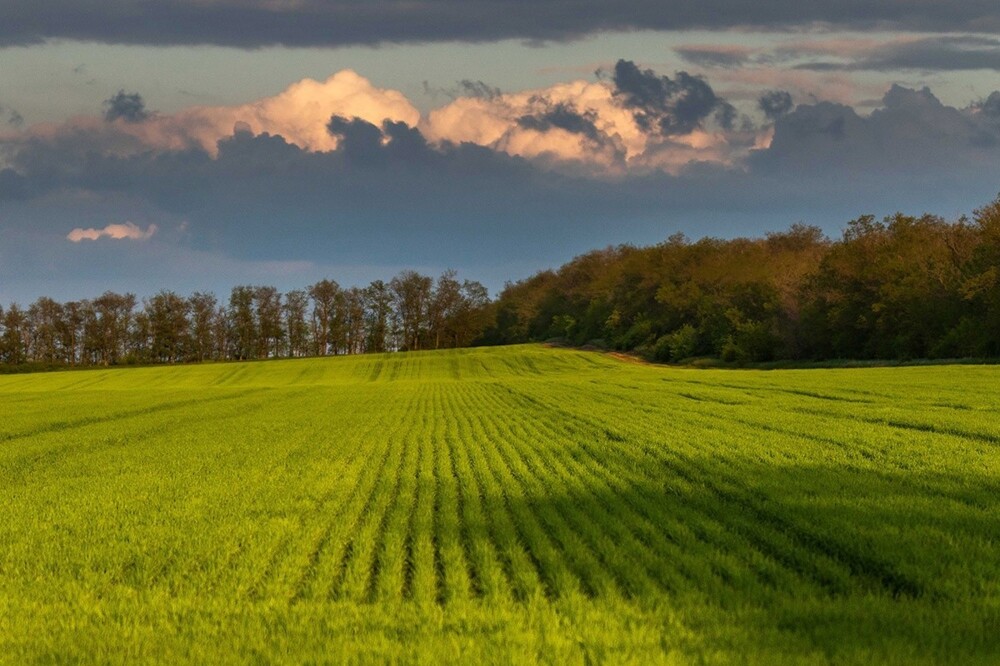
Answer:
1, 344, 998, 664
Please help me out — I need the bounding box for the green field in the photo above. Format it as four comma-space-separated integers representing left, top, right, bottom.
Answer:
1, 345, 998, 664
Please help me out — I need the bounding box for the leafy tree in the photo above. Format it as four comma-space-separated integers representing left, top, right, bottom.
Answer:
283, 289, 310, 358
391, 270, 433, 351
308, 279, 340, 356
364, 280, 394, 352
1, 304, 28, 364
228, 286, 257, 360
146, 290, 190, 363
90, 292, 136, 365
254, 286, 284, 359
188, 292, 219, 362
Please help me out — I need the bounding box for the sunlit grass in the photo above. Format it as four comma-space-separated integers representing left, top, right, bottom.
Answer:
1, 345, 997, 663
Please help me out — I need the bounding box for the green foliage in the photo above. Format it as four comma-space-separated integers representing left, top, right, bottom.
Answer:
489, 195, 1000, 362
0, 270, 492, 367
652, 324, 698, 362
1, 345, 998, 663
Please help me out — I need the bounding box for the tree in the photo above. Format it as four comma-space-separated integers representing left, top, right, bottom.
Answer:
342, 287, 366, 354
391, 270, 433, 351
456, 279, 491, 347
1, 304, 28, 364
26, 297, 64, 364
228, 286, 257, 360
60, 301, 85, 365
364, 280, 394, 352
188, 292, 219, 362
308, 279, 340, 356
429, 270, 462, 349
91, 292, 136, 365
283, 289, 310, 357
145, 290, 190, 363
254, 286, 284, 358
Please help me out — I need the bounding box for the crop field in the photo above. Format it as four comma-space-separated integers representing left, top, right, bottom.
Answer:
0, 345, 998, 664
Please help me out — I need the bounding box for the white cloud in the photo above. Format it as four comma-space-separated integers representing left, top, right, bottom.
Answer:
422, 78, 754, 175
130, 69, 421, 154
6, 70, 775, 177
67, 221, 158, 242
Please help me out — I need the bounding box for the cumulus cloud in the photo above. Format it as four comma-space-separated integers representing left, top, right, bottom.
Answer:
67, 221, 158, 242
612, 60, 725, 137
104, 90, 150, 123
517, 103, 604, 142
3, 68, 999, 227
1, 1, 998, 48
753, 84, 1000, 175
759, 90, 794, 121
977, 91, 1000, 118
152, 70, 420, 154
421, 61, 752, 174
4, 77, 1000, 305
6, 64, 996, 185
422, 77, 635, 171
15, 70, 421, 157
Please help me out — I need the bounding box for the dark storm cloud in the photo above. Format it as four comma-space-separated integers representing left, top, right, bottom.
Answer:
516, 103, 604, 142
979, 91, 1000, 118
713, 101, 738, 130
612, 60, 723, 136
326, 115, 388, 161
754, 85, 1000, 174
103, 90, 149, 123
795, 35, 1000, 71
1, 1, 999, 49
759, 91, 794, 121
3, 82, 1000, 306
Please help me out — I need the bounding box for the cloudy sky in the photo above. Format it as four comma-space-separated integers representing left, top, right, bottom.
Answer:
1, 1, 999, 303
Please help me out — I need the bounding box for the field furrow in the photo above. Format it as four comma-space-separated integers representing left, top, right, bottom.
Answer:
1, 345, 998, 664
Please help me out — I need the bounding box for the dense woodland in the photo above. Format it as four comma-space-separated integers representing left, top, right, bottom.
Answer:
2, 195, 999, 367
485, 195, 1000, 362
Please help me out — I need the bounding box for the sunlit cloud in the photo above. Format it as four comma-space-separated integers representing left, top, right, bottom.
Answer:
67, 221, 158, 242
23, 70, 421, 157
10, 68, 761, 176
156, 69, 421, 154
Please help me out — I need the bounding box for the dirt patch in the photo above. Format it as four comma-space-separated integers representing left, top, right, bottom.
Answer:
605, 351, 650, 365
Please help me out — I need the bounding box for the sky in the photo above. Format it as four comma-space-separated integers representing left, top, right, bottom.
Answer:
1, 1, 999, 304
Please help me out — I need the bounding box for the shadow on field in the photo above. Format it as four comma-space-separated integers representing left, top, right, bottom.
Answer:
456, 458, 1000, 659
477, 460, 998, 604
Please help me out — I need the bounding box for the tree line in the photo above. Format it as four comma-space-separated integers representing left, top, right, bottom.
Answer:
3, 195, 1000, 368
482, 195, 1000, 362
0, 270, 489, 367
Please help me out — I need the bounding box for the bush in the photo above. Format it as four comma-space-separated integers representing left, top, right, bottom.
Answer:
652, 325, 699, 363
